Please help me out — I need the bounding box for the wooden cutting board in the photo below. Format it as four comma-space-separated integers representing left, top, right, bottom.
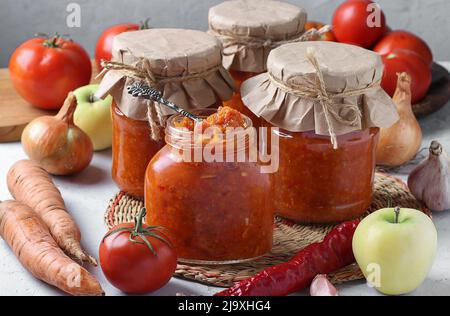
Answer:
1, 62, 449, 143
0, 68, 57, 142
0, 62, 98, 143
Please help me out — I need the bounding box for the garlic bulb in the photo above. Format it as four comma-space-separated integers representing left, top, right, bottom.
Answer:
408, 141, 450, 211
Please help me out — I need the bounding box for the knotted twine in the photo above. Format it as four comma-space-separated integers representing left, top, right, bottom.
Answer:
268, 47, 381, 149
209, 25, 332, 57
100, 59, 222, 141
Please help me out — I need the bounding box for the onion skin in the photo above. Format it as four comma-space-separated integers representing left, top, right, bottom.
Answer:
21, 93, 93, 175
408, 141, 450, 212
376, 72, 422, 167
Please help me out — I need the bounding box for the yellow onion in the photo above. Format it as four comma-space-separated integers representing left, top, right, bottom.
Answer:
376, 72, 422, 167
21, 93, 93, 175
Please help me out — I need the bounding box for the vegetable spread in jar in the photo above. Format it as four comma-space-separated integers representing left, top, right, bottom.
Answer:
111, 101, 165, 197
269, 124, 380, 223
208, 0, 307, 127
96, 29, 236, 197
241, 41, 399, 223
145, 107, 274, 264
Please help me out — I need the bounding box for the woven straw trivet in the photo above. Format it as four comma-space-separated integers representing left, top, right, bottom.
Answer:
105, 173, 428, 288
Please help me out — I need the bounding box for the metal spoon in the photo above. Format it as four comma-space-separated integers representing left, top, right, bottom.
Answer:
126, 82, 203, 123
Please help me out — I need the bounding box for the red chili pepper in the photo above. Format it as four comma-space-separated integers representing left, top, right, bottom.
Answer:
215, 219, 359, 296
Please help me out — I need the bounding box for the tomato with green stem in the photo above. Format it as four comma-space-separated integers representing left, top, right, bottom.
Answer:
9, 34, 91, 110
99, 208, 177, 294
95, 20, 150, 71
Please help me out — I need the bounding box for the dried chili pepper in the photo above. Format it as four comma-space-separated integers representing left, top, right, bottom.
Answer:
215, 220, 359, 296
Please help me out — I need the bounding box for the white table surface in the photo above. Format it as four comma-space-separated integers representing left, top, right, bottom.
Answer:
1, 63, 450, 297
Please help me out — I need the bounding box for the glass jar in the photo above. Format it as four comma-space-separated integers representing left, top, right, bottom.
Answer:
145, 110, 274, 264
99, 28, 236, 198
111, 101, 165, 198
270, 124, 380, 223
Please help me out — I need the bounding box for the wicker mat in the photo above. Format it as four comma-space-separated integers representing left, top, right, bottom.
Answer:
104, 173, 427, 288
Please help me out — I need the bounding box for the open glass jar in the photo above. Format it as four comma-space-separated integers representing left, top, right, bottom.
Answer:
145, 110, 274, 264
96, 29, 235, 198
242, 41, 399, 223
208, 0, 307, 127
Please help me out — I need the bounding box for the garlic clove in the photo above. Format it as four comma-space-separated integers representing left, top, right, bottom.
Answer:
310, 274, 339, 296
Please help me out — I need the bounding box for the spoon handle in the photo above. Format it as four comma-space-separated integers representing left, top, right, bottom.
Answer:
127, 82, 202, 123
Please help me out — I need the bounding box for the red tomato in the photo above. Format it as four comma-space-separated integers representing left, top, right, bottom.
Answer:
95, 23, 142, 71
374, 30, 433, 66
9, 35, 91, 110
304, 21, 336, 42
332, 0, 386, 48
381, 49, 432, 104
99, 209, 177, 294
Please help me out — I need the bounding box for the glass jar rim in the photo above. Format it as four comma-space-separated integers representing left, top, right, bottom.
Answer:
165, 108, 254, 150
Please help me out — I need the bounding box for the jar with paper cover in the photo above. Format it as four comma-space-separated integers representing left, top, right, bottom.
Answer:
241, 41, 399, 223
209, 0, 314, 127
96, 29, 235, 197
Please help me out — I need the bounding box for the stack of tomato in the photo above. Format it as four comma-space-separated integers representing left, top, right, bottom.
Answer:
306, 0, 433, 104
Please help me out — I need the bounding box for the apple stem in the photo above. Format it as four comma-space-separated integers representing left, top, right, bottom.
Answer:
89, 94, 96, 103
394, 206, 401, 224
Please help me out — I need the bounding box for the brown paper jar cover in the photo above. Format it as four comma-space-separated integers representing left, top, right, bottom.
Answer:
241, 41, 399, 136
208, 0, 307, 73
96, 28, 236, 121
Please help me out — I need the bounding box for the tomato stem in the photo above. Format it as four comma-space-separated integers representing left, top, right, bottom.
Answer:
133, 208, 146, 234
103, 208, 172, 256
139, 18, 151, 30
41, 33, 70, 48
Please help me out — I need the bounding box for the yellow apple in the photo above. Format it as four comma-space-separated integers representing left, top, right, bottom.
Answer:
73, 84, 113, 151
352, 207, 437, 295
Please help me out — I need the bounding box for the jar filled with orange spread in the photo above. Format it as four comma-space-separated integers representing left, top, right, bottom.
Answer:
145, 107, 274, 264
111, 101, 165, 197
208, 0, 307, 127
241, 41, 399, 223
97, 29, 235, 197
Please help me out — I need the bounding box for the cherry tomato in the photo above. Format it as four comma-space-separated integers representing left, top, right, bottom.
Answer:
304, 21, 336, 42
99, 208, 177, 294
332, 0, 386, 48
95, 21, 149, 71
374, 30, 433, 66
381, 49, 432, 104
9, 35, 91, 110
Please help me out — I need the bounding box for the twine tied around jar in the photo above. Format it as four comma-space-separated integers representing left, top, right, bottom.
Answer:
100, 58, 222, 141
268, 47, 381, 149
210, 26, 331, 57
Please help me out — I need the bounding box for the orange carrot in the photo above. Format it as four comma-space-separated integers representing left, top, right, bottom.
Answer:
7, 159, 97, 266
0, 200, 103, 296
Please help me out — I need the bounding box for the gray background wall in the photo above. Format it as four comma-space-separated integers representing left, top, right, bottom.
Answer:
1, 0, 449, 67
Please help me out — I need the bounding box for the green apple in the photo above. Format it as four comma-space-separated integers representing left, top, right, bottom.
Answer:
353, 207, 437, 295
73, 84, 113, 151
